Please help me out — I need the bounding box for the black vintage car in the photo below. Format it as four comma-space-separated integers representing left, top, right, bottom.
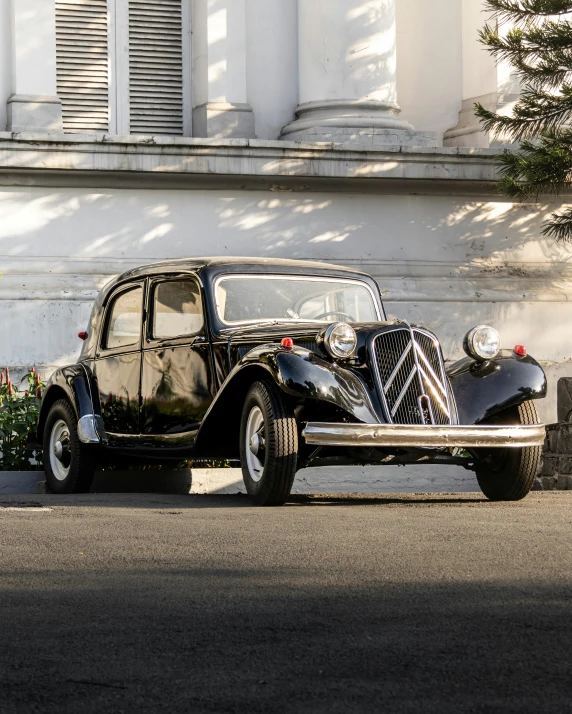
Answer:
38, 257, 547, 505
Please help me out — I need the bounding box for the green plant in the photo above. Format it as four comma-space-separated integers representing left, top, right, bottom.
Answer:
476, 0, 572, 240
0, 368, 44, 471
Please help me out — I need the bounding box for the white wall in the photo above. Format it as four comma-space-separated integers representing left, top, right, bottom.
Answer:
1, 185, 570, 423
396, 0, 463, 136
10, 0, 58, 96
0, 0, 11, 131
245, 0, 298, 140
462, 0, 497, 99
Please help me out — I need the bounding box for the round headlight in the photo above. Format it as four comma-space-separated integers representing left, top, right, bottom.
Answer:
324, 323, 357, 359
463, 325, 501, 361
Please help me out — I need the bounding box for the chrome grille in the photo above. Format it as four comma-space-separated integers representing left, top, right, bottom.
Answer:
373, 327, 452, 425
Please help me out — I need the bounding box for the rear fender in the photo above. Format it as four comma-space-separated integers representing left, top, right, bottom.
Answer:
447, 351, 547, 425
37, 364, 102, 443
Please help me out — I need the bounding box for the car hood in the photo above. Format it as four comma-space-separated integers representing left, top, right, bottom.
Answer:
221, 321, 396, 342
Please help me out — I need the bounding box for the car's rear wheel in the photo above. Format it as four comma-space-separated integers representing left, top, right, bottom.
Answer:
240, 381, 298, 506
474, 401, 542, 501
43, 399, 96, 494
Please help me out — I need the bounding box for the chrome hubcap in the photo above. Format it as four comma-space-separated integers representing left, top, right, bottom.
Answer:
49, 419, 71, 482
54, 441, 63, 460
249, 433, 260, 456
245, 406, 265, 483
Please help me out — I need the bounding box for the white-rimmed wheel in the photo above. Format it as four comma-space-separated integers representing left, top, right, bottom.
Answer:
43, 400, 96, 494
240, 381, 298, 506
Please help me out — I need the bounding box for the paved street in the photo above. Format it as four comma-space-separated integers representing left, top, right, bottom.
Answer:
1, 491, 571, 714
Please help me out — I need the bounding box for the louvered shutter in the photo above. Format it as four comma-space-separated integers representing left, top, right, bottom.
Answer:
128, 0, 184, 135
56, 0, 110, 134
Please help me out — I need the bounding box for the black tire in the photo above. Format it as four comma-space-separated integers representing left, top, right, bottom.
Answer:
474, 401, 542, 502
43, 399, 96, 494
239, 381, 298, 506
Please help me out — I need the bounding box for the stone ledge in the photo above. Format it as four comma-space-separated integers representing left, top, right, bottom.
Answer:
0, 133, 504, 192
0, 131, 498, 154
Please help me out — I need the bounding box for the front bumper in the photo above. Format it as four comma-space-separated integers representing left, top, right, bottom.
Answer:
302, 423, 546, 449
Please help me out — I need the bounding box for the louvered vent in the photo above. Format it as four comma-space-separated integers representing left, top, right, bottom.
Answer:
56, 0, 109, 133
128, 0, 184, 135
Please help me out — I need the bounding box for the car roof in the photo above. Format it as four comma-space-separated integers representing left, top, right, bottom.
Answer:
87, 257, 380, 337
99, 256, 371, 299
126, 256, 365, 275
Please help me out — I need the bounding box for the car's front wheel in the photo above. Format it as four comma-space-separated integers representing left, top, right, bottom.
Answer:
43, 399, 96, 494
474, 401, 542, 501
240, 381, 298, 506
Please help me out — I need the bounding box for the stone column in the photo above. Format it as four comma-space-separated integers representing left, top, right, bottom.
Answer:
7, 0, 62, 134
444, 0, 520, 148
281, 0, 436, 146
192, 0, 255, 139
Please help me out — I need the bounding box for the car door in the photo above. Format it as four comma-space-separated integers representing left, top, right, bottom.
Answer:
94, 281, 144, 435
140, 276, 216, 438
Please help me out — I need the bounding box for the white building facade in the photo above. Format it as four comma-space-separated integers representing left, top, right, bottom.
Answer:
0, 0, 570, 434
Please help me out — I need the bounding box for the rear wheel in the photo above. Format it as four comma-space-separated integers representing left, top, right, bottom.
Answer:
43, 400, 96, 494
240, 381, 298, 506
474, 401, 542, 502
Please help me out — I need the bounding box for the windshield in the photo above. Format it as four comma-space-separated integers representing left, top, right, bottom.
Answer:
215, 275, 381, 325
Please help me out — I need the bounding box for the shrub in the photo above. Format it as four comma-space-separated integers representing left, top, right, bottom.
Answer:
0, 368, 44, 471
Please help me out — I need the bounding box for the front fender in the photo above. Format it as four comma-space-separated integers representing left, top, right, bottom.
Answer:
37, 363, 97, 442
447, 351, 547, 425
208, 345, 380, 426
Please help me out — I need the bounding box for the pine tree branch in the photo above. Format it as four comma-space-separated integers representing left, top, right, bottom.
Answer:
480, 23, 572, 63
488, 133, 572, 240
480, 21, 572, 59
478, 2, 572, 240
494, 132, 572, 199
476, 86, 572, 140
542, 207, 572, 239
483, 0, 572, 26
479, 22, 572, 90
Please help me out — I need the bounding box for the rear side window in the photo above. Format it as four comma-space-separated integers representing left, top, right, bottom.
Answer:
153, 280, 204, 339
104, 287, 143, 350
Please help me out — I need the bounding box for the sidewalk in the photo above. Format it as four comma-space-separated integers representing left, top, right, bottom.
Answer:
0, 465, 479, 495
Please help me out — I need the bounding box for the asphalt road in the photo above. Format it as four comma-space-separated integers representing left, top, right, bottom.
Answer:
1, 491, 572, 714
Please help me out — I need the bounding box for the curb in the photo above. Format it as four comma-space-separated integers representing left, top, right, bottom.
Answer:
1, 465, 479, 495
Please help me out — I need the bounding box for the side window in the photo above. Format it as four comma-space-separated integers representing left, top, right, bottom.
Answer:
153, 280, 204, 340
104, 287, 143, 350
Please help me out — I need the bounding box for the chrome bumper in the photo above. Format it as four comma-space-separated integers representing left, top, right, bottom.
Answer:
302, 423, 546, 449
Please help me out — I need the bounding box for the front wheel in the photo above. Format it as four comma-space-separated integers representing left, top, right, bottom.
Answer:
240, 381, 298, 506
43, 399, 96, 494
474, 401, 542, 502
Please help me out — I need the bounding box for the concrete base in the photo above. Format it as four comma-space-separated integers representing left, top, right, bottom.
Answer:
443, 93, 520, 149
281, 99, 438, 147
6, 94, 63, 134
557, 378, 572, 423
540, 423, 572, 491
192, 102, 255, 139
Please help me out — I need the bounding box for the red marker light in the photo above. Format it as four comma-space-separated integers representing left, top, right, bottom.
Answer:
514, 345, 527, 357
281, 337, 294, 349
78, 332, 88, 341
